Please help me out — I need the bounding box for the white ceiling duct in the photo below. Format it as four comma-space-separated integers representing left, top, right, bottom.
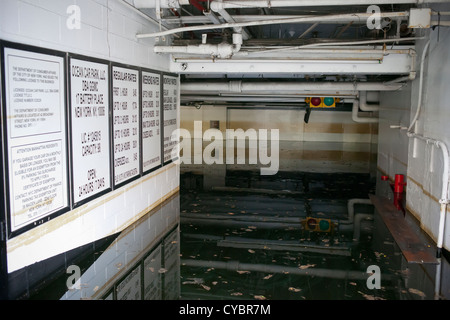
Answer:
181, 81, 403, 94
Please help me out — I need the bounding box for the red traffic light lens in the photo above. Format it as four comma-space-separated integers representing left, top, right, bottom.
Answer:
307, 218, 317, 229
310, 97, 321, 106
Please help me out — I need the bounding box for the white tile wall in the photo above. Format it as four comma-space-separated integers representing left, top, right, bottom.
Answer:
2, 0, 178, 273
0, 0, 170, 71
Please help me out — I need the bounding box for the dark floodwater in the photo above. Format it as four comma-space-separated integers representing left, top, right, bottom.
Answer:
19, 168, 449, 300
178, 170, 447, 300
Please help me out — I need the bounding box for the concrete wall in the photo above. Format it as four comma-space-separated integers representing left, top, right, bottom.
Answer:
378, 12, 450, 250
1, 0, 179, 274
180, 106, 378, 175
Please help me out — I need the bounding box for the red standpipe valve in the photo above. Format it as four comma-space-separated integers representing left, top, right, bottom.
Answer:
394, 174, 406, 193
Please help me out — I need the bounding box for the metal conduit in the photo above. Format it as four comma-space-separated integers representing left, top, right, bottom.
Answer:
136, 12, 410, 38
181, 259, 395, 281
181, 81, 403, 93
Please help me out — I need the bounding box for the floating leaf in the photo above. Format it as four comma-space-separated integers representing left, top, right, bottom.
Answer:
298, 264, 316, 270
201, 284, 211, 291
237, 270, 251, 274
408, 288, 426, 298
357, 291, 386, 300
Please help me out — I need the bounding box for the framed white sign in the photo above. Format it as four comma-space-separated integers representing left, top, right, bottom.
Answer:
162, 74, 179, 164
141, 70, 161, 174
1, 42, 69, 236
69, 55, 111, 206
111, 64, 140, 187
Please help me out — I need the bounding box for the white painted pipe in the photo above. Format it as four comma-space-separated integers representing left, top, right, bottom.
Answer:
155, 32, 242, 58
155, 42, 242, 58
352, 99, 378, 123
181, 259, 395, 280
359, 91, 380, 112
134, 0, 450, 9
408, 40, 431, 132
342, 198, 373, 224
383, 75, 415, 85
216, 8, 251, 40
136, 12, 410, 38
406, 132, 449, 257
181, 81, 403, 93
353, 213, 374, 241
209, 0, 449, 11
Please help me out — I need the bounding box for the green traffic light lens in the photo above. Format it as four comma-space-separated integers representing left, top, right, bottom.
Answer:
319, 219, 330, 230
323, 97, 334, 106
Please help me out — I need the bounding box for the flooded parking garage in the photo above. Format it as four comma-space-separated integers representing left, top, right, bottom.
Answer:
17, 165, 448, 301
1, 0, 450, 309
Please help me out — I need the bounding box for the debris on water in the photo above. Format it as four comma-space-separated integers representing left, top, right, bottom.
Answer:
288, 287, 302, 292
254, 295, 266, 300
201, 284, 211, 291
263, 274, 273, 280
298, 264, 316, 270
237, 270, 251, 274
358, 291, 386, 300
182, 278, 204, 285
408, 288, 426, 298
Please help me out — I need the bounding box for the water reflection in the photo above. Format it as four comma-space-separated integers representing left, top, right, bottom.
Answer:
27, 193, 180, 300
25, 167, 449, 300
179, 168, 449, 300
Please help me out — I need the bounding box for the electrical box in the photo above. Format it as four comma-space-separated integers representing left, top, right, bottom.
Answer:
408, 8, 431, 28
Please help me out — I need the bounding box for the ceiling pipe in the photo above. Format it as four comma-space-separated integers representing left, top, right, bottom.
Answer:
408, 40, 431, 132
181, 259, 395, 280
162, 14, 400, 25
359, 91, 380, 112
181, 81, 403, 93
342, 198, 373, 225
136, 11, 410, 38
214, 6, 252, 40
209, 0, 450, 11
352, 99, 378, 123
155, 32, 243, 58
134, 0, 450, 9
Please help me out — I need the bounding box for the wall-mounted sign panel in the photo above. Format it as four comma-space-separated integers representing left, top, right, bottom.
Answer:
143, 244, 162, 300
162, 74, 179, 164
141, 70, 161, 174
111, 65, 140, 187
69, 56, 111, 206
116, 264, 142, 300
1, 43, 69, 236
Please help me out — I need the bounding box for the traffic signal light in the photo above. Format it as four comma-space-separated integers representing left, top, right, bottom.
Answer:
302, 217, 334, 232
305, 97, 338, 108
